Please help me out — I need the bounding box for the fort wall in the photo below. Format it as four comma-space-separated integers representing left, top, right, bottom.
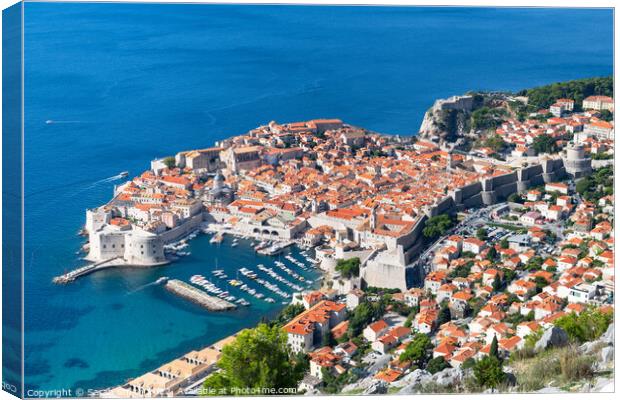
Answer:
362, 157, 569, 290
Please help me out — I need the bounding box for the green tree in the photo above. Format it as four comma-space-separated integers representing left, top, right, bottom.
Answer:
476, 228, 488, 241
473, 356, 506, 389
448, 264, 472, 279
273, 303, 305, 326
532, 135, 558, 155
347, 300, 386, 337
322, 330, 335, 347
163, 156, 176, 169
462, 357, 476, 369
534, 276, 549, 293
575, 177, 593, 195
554, 308, 613, 343
399, 333, 432, 367
507, 193, 523, 204
490, 335, 499, 359
492, 274, 502, 293
437, 303, 451, 326
321, 368, 356, 394
335, 258, 360, 279
518, 76, 613, 110
471, 107, 508, 132
202, 324, 305, 395
426, 356, 451, 374
423, 214, 455, 239
525, 256, 543, 271
486, 247, 497, 261
599, 109, 614, 121
483, 134, 506, 152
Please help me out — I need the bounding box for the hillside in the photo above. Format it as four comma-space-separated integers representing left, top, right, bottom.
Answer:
417, 76, 613, 146
517, 76, 613, 110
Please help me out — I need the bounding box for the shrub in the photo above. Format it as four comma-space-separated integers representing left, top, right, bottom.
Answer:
558, 346, 594, 382
512, 344, 596, 392
473, 356, 506, 389
400, 333, 432, 366
163, 156, 176, 169
423, 213, 455, 239
554, 308, 613, 343
427, 356, 451, 374
335, 257, 360, 278
515, 352, 561, 391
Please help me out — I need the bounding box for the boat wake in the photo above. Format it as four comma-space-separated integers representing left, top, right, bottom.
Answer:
99, 173, 126, 183
126, 279, 163, 295
27, 173, 127, 198
45, 120, 84, 125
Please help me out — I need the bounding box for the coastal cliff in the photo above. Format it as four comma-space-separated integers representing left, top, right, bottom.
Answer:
417, 92, 514, 145
418, 75, 613, 146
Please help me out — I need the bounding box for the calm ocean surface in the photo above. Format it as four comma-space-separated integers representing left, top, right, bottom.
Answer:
22, 3, 612, 392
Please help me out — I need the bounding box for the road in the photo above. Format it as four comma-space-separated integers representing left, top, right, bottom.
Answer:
412, 204, 501, 274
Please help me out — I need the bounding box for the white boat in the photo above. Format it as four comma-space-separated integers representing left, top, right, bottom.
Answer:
119, 171, 129, 178
210, 233, 224, 244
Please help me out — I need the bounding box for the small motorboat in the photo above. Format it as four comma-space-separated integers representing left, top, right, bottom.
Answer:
119, 171, 129, 178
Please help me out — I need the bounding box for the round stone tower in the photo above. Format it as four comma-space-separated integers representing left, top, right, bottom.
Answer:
563, 143, 592, 178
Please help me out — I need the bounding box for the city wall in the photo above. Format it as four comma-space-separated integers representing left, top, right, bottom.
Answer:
159, 214, 205, 244
363, 158, 567, 290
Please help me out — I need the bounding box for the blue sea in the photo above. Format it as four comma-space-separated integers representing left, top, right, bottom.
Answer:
22, 2, 612, 393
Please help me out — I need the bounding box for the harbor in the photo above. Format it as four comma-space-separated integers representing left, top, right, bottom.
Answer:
98, 234, 325, 396
42, 218, 322, 393
54, 222, 322, 314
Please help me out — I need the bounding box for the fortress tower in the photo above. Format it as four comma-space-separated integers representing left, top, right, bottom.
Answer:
563, 143, 592, 178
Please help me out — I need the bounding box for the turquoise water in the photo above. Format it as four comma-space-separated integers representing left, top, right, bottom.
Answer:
22, 2, 612, 393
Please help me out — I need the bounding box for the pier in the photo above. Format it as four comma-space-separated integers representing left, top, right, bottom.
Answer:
257, 240, 295, 256
165, 279, 236, 311
52, 256, 124, 284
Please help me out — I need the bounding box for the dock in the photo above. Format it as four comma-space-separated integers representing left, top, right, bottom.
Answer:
52, 256, 123, 284
165, 279, 236, 311
257, 240, 295, 256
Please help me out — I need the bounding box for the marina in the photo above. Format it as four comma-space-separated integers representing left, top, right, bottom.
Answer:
165, 234, 323, 311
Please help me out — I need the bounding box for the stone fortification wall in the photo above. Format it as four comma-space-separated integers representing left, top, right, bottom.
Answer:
402, 216, 428, 265
434, 95, 474, 112
361, 158, 569, 290
456, 158, 566, 208
125, 233, 166, 266
363, 259, 410, 292
458, 181, 482, 200
159, 214, 204, 244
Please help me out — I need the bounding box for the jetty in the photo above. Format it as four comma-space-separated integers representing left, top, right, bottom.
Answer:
257, 240, 295, 256
52, 256, 123, 284
165, 279, 236, 311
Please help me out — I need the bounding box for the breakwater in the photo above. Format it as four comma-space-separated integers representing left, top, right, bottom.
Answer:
165, 279, 236, 311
